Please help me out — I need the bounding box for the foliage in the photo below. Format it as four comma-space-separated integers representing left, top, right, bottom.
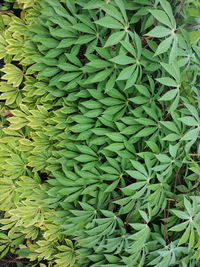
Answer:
0, 0, 200, 266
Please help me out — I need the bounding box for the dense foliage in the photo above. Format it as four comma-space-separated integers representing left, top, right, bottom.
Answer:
0, 0, 200, 266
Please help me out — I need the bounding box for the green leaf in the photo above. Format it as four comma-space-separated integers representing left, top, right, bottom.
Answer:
179, 117, 198, 126
146, 26, 171, 38
171, 209, 189, 220
159, 89, 178, 101
188, 8, 200, 17
134, 118, 156, 126
91, 128, 112, 135
130, 160, 148, 175
125, 67, 139, 89
75, 154, 97, 162
85, 109, 103, 118
143, 106, 158, 121
184, 197, 193, 216
104, 31, 125, 47
122, 182, 146, 193
159, 0, 176, 28
87, 59, 112, 69
162, 133, 180, 141
189, 30, 200, 43
155, 154, 171, 163
2, 64, 24, 87
134, 32, 142, 58
154, 35, 173, 56
72, 23, 95, 34
169, 36, 178, 63
95, 16, 123, 29
135, 127, 157, 137
135, 85, 150, 97
106, 132, 125, 142
117, 65, 136, 81
76, 34, 95, 45
110, 55, 133, 65
39, 67, 60, 77
139, 210, 149, 222
90, 68, 113, 83
126, 170, 146, 180
170, 94, 180, 112
59, 72, 81, 82
76, 145, 97, 157
105, 143, 124, 152
71, 124, 92, 133
170, 221, 188, 232
149, 10, 172, 28
189, 228, 195, 249
0, 0, 199, 262
100, 166, 119, 175
185, 103, 199, 121
105, 72, 116, 92
178, 226, 190, 245
156, 77, 177, 87
39, 38, 59, 48
130, 96, 148, 105
114, 0, 127, 23
146, 140, 159, 153
181, 128, 199, 141
82, 100, 102, 109
102, 4, 124, 23
104, 180, 119, 193
169, 144, 179, 158
160, 62, 180, 82
160, 121, 179, 133
99, 97, 123, 106
121, 40, 136, 57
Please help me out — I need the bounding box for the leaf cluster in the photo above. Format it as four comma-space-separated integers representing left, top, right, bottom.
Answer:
0, 0, 200, 266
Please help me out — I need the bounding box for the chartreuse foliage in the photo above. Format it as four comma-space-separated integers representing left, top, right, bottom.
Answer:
0, 0, 200, 266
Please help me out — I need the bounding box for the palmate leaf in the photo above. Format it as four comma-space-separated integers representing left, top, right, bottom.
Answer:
0, 82, 22, 105
1, 64, 24, 87
55, 239, 77, 267
169, 197, 200, 245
